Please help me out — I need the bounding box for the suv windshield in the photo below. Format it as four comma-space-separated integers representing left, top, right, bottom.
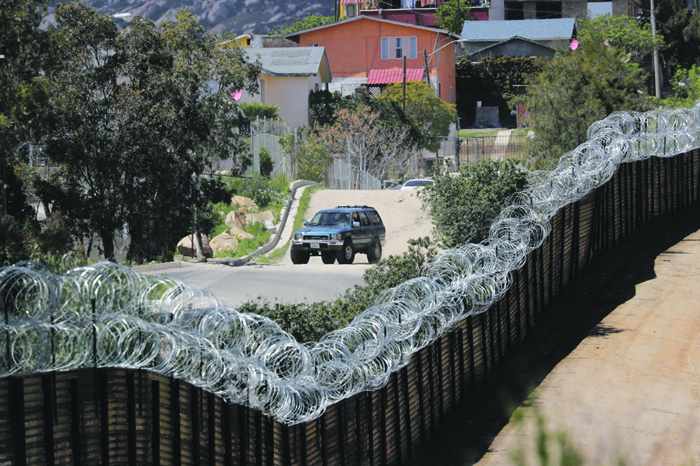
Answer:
309, 211, 351, 226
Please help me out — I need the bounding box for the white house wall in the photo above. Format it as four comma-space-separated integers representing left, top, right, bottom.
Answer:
239, 74, 320, 129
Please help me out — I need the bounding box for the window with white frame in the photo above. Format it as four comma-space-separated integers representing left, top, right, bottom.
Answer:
381, 36, 418, 60
345, 4, 357, 17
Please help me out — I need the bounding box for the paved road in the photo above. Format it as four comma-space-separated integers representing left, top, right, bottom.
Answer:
143, 261, 372, 307
141, 188, 432, 307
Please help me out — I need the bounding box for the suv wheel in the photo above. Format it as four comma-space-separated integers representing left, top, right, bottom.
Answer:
321, 252, 336, 264
367, 239, 382, 264
290, 248, 310, 265
336, 241, 355, 264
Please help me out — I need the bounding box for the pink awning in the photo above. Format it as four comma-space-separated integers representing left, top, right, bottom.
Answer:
340, 0, 359, 4
367, 68, 425, 84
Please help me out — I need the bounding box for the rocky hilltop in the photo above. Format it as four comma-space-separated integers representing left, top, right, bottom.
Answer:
81, 0, 334, 34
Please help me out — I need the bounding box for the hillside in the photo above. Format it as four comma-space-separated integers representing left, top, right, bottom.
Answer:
56, 0, 335, 35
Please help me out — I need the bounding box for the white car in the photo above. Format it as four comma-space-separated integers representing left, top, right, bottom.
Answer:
400, 179, 434, 190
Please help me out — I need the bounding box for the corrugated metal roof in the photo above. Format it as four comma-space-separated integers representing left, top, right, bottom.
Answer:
460, 18, 576, 42
367, 68, 424, 84
245, 47, 331, 80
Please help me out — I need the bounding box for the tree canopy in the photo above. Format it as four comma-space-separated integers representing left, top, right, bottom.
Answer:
434, 0, 474, 34
39, 4, 260, 261
377, 82, 457, 152
268, 14, 335, 35
521, 21, 652, 169
0, 0, 50, 161
580, 14, 665, 64
418, 159, 528, 248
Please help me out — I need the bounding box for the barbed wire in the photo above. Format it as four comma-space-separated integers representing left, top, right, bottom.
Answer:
2, 102, 700, 424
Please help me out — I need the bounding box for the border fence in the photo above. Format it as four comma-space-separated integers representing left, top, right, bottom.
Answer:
1, 150, 699, 465
3, 105, 700, 465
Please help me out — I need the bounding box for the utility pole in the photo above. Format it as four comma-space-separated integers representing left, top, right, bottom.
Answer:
402, 56, 407, 111
651, 0, 661, 99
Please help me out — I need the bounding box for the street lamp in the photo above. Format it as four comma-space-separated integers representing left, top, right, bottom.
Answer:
422, 38, 467, 92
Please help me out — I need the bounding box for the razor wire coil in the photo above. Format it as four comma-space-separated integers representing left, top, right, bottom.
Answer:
2, 103, 700, 424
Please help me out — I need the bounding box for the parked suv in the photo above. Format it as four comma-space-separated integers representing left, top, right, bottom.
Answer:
291, 205, 386, 265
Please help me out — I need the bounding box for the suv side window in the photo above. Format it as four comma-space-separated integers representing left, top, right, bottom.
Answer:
359, 211, 371, 226
367, 210, 383, 225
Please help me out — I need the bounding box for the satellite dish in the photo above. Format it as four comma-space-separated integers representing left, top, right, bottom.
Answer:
232, 89, 243, 101
570, 39, 579, 51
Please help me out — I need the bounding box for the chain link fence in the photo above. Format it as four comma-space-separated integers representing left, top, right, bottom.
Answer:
249, 117, 295, 178
325, 157, 382, 190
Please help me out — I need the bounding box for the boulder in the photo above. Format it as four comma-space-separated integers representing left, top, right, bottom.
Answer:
229, 226, 255, 240
231, 196, 258, 212
264, 219, 276, 232
246, 210, 275, 225
177, 234, 213, 258
225, 210, 246, 229
210, 233, 239, 254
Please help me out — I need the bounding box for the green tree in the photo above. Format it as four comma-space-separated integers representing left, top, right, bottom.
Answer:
42, 4, 260, 262
309, 89, 423, 149
240, 101, 281, 121
268, 14, 335, 35
418, 159, 528, 248
279, 129, 331, 182
641, 0, 700, 74
580, 14, 665, 64
663, 64, 700, 108
435, 0, 473, 34
521, 24, 651, 169
377, 82, 457, 152
0, 0, 50, 155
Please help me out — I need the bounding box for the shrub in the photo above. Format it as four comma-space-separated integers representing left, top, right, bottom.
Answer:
243, 237, 438, 342
259, 146, 273, 179
418, 159, 528, 248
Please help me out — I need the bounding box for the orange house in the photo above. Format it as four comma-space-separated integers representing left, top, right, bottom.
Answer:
284, 16, 462, 105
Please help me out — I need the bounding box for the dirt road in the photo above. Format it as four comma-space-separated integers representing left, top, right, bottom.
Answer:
477, 227, 700, 466
281, 189, 433, 264
403, 204, 700, 466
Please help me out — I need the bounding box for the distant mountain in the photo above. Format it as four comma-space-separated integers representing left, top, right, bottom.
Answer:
78, 0, 335, 34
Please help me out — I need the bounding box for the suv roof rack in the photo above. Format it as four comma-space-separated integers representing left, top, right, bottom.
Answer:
335, 205, 373, 209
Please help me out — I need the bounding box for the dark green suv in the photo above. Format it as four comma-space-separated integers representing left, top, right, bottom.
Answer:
291, 205, 386, 265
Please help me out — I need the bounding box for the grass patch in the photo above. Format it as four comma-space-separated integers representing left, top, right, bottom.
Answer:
458, 130, 501, 138
213, 221, 272, 258
256, 242, 289, 264
292, 185, 325, 233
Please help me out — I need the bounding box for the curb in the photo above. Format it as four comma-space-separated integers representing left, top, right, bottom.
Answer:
134, 180, 317, 271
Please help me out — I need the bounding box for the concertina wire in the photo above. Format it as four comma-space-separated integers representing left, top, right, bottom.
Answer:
2, 102, 700, 425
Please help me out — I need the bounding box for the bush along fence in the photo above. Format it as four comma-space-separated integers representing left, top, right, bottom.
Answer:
2, 105, 700, 464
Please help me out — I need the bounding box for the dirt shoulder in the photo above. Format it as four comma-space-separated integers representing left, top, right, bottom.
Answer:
404, 203, 700, 466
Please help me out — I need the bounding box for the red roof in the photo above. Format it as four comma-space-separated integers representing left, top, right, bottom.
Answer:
367, 68, 424, 84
